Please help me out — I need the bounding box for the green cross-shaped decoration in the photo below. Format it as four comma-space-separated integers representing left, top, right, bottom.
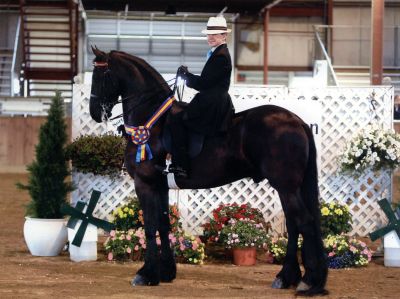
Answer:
369, 198, 400, 242
61, 190, 115, 247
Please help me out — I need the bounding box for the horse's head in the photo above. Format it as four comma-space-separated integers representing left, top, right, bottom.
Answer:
89, 47, 120, 123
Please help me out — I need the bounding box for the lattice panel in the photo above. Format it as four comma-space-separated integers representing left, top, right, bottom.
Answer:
288, 87, 393, 236
72, 84, 394, 236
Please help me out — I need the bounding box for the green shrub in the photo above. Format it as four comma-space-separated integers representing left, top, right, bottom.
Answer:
66, 134, 126, 177
17, 91, 73, 218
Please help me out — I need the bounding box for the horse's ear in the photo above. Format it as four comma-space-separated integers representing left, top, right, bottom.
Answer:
91, 45, 106, 58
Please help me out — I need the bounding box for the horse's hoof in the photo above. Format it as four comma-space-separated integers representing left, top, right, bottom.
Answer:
296, 281, 311, 292
271, 277, 284, 289
131, 274, 147, 286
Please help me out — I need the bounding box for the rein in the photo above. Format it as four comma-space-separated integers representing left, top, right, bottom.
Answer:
92, 61, 179, 121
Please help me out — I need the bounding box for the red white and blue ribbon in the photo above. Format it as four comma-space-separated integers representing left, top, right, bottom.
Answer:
125, 95, 176, 163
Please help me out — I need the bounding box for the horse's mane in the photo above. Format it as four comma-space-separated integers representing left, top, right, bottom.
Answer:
109, 50, 171, 94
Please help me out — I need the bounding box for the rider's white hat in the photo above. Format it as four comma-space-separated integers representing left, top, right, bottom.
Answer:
201, 16, 231, 34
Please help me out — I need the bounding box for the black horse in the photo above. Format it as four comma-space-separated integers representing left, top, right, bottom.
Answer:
89, 48, 328, 296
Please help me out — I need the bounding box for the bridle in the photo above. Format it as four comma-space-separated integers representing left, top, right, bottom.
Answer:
92, 61, 182, 122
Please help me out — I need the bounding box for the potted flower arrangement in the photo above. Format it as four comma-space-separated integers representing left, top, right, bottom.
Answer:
320, 200, 353, 238
17, 91, 73, 256
219, 218, 269, 266
338, 123, 400, 176
202, 203, 268, 244
104, 197, 205, 264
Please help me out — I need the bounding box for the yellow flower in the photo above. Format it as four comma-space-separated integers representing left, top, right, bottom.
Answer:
321, 207, 330, 216
124, 207, 129, 212
334, 209, 343, 215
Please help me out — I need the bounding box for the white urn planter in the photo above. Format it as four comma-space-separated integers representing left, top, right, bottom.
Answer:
68, 222, 98, 262
23, 217, 68, 256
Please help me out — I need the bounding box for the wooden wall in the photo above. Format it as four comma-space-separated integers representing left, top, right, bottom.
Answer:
0, 116, 71, 171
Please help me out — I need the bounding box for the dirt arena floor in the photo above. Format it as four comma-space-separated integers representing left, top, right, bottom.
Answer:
1, 173, 400, 299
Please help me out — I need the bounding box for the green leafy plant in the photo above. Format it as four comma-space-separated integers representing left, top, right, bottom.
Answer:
17, 91, 73, 218
338, 123, 400, 176
66, 133, 126, 177
320, 201, 353, 237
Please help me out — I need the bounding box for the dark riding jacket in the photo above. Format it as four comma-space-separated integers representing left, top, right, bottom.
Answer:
183, 43, 234, 135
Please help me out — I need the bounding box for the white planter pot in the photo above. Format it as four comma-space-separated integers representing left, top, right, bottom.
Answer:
384, 230, 400, 267
24, 217, 68, 256
68, 222, 98, 262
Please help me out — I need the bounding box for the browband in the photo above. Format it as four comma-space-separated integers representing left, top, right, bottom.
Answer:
93, 61, 108, 67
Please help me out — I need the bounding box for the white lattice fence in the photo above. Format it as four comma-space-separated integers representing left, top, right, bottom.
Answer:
71, 84, 394, 236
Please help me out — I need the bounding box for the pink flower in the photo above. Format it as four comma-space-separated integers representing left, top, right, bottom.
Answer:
328, 252, 335, 257
139, 238, 145, 245
349, 246, 357, 253
107, 252, 113, 261
110, 230, 116, 237
156, 238, 161, 246
180, 245, 185, 251
192, 242, 199, 250
134, 245, 139, 251
126, 247, 132, 254
126, 235, 131, 241
142, 243, 147, 249
179, 236, 184, 242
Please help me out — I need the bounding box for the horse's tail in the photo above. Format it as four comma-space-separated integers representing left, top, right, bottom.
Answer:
300, 124, 320, 225
300, 124, 328, 295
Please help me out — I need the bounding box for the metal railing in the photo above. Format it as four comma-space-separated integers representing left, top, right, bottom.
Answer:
10, 16, 21, 96
313, 25, 339, 86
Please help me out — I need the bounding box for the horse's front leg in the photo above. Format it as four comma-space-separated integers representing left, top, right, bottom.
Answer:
131, 176, 161, 286
158, 189, 176, 282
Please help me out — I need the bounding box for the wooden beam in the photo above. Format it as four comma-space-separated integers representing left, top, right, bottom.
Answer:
270, 7, 324, 17
263, 10, 269, 85
371, 0, 384, 85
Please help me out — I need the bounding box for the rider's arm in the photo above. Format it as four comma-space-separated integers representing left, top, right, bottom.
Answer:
185, 55, 230, 91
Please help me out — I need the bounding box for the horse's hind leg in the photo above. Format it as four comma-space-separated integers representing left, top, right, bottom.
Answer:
272, 190, 303, 289
131, 177, 161, 286
158, 190, 176, 282
276, 190, 327, 296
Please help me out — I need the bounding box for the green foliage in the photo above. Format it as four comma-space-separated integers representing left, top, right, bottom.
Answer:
66, 133, 126, 177
320, 201, 353, 237
17, 91, 73, 218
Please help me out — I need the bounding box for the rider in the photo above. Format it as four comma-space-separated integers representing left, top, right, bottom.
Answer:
168, 15, 234, 178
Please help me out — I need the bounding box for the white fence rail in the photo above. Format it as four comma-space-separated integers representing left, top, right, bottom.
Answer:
72, 84, 394, 236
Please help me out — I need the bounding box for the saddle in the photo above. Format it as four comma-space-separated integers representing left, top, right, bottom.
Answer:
162, 112, 204, 159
